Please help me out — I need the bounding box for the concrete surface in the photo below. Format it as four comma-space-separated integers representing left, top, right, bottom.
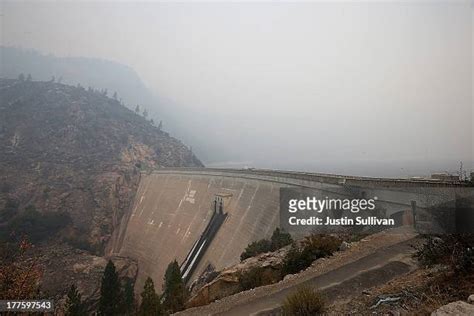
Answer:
113, 168, 466, 292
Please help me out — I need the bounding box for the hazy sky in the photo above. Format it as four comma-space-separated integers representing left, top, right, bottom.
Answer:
1, 0, 473, 176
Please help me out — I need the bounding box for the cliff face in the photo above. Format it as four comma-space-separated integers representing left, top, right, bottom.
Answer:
0, 78, 202, 300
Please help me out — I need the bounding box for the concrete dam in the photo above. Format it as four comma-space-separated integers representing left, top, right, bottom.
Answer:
111, 168, 470, 291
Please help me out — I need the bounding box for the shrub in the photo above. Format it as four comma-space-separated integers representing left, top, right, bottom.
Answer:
240, 239, 272, 261
0, 198, 18, 223
271, 228, 293, 250
282, 235, 340, 276
303, 234, 341, 257
240, 228, 293, 261
238, 266, 281, 291
415, 234, 474, 273
1, 206, 71, 243
281, 244, 307, 276
281, 285, 325, 316
65, 235, 97, 253
414, 235, 449, 267
0, 238, 42, 300
457, 246, 473, 272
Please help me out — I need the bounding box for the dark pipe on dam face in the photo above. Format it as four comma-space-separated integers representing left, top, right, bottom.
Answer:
180, 197, 227, 283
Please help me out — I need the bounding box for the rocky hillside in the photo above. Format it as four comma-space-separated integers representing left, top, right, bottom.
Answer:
0, 77, 202, 250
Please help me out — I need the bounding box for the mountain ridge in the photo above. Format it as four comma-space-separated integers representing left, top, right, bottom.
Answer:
0, 46, 155, 112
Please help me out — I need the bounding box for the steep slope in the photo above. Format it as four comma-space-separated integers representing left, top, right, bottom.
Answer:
0, 79, 202, 307
0, 78, 202, 300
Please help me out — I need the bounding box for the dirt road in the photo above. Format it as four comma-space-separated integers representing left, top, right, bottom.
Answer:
177, 228, 419, 316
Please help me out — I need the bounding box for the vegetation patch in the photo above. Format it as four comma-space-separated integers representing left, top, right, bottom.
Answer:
282, 285, 326, 316
331, 234, 474, 314
163, 260, 189, 313
139, 277, 161, 315
237, 233, 341, 293
64, 235, 99, 254
282, 234, 341, 276
0, 198, 19, 223
330, 264, 474, 315
414, 234, 473, 273
0, 205, 71, 243
0, 238, 42, 300
240, 228, 293, 261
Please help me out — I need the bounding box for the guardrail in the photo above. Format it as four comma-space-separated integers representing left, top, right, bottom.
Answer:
148, 167, 463, 188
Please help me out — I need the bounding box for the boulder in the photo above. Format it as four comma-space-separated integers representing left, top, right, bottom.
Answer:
431, 301, 474, 315
339, 241, 351, 251
187, 246, 290, 308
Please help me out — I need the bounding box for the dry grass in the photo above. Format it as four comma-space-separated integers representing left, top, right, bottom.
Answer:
329, 267, 474, 315
282, 285, 326, 316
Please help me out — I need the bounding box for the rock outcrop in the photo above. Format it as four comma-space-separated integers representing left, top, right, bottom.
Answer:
188, 246, 290, 307
431, 299, 474, 316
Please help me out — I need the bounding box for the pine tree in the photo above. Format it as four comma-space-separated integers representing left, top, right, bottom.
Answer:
113, 91, 118, 100
64, 284, 85, 316
122, 280, 136, 315
163, 260, 188, 313
135, 105, 140, 114
158, 120, 163, 130
143, 109, 148, 118
98, 260, 121, 316
26, 74, 32, 81
18, 73, 25, 81
139, 277, 162, 316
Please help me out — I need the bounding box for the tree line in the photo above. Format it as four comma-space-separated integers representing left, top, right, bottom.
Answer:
65, 259, 188, 316
15, 74, 163, 131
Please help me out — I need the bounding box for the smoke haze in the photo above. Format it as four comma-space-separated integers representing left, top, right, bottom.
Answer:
1, 1, 472, 176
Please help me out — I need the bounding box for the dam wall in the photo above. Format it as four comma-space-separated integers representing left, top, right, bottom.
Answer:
114, 168, 467, 292
116, 171, 285, 291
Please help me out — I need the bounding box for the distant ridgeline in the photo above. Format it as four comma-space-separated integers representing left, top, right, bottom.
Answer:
0, 46, 156, 114
0, 46, 218, 164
